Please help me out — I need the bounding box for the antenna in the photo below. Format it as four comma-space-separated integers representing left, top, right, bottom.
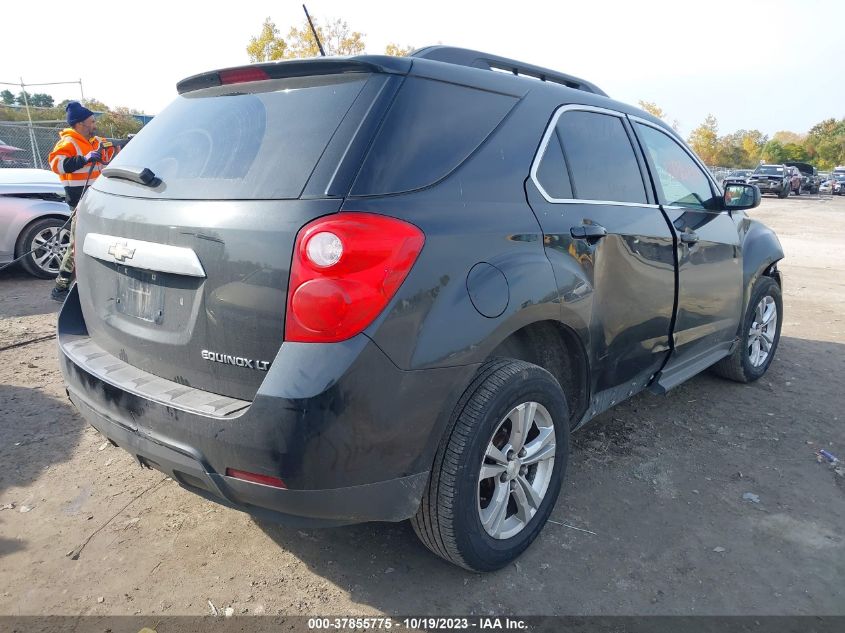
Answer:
302, 4, 326, 57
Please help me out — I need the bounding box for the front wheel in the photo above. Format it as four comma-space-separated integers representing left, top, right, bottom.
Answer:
17, 217, 71, 279
411, 359, 570, 571
711, 276, 782, 383
778, 187, 789, 199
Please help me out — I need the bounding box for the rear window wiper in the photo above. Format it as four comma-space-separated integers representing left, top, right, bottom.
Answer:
101, 166, 162, 187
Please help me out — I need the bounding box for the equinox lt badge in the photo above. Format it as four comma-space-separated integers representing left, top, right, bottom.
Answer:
201, 350, 270, 371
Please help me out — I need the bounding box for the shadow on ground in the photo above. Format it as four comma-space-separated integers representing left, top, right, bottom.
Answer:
0, 384, 85, 558
0, 268, 60, 319
252, 336, 845, 615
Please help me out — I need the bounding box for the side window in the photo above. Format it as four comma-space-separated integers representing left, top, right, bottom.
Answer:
534, 130, 573, 199
635, 123, 718, 210
556, 110, 648, 204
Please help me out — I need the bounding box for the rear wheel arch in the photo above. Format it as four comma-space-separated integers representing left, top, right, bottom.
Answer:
14, 213, 71, 257
486, 320, 590, 428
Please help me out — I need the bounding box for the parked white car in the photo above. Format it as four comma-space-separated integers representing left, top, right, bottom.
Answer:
0, 169, 71, 278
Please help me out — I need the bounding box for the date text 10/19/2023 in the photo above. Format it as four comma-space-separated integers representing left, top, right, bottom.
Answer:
307, 617, 529, 631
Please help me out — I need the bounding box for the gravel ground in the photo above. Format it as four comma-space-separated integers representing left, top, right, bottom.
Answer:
0, 194, 843, 617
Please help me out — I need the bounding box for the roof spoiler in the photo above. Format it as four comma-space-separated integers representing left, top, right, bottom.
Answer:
176, 57, 411, 95
410, 46, 608, 97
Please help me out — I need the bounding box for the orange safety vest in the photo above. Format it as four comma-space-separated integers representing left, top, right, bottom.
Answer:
48, 128, 116, 188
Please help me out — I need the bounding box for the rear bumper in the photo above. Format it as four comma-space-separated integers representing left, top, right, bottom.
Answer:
58, 285, 477, 526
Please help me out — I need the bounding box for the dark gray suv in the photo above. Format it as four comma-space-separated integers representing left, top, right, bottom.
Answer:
58, 46, 783, 571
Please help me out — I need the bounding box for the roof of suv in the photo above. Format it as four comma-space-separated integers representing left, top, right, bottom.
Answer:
410, 46, 608, 96
176, 46, 670, 135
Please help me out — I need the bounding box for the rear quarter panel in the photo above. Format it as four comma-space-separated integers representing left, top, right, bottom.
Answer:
0, 197, 70, 263
351, 93, 568, 371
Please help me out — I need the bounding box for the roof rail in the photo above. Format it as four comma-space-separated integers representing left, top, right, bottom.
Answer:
410, 46, 608, 97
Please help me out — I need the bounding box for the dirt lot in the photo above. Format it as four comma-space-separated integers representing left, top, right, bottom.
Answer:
1, 194, 843, 617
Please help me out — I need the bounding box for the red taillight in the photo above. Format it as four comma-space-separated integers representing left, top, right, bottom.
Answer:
225, 468, 286, 489
285, 213, 425, 343
219, 67, 269, 85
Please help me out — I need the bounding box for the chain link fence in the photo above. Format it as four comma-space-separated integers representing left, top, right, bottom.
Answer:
0, 121, 66, 169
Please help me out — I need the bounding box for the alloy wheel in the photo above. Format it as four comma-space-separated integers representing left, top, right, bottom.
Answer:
478, 401, 556, 540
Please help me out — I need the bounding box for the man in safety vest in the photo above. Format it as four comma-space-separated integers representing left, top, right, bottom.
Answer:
48, 101, 115, 301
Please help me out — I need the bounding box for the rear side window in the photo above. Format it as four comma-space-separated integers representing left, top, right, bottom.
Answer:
534, 130, 573, 200
635, 123, 717, 210
556, 111, 647, 204
350, 77, 518, 196
99, 74, 371, 200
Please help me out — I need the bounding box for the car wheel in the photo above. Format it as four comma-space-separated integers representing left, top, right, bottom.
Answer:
16, 217, 71, 279
411, 358, 569, 571
711, 275, 782, 383
794, 185, 801, 196
777, 187, 788, 199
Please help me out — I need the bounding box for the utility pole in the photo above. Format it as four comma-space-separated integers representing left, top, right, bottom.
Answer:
20, 77, 41, 169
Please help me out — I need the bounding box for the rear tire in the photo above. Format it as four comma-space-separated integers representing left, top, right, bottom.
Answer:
711, 276, 782, 383
411, 358, 570, 571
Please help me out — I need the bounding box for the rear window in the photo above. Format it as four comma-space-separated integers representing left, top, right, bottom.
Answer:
100, 74, 370, 199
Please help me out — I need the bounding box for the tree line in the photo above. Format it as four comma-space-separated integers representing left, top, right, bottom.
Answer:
246, 14, 413, 61
0, 96, 144, 138
641, 102, 845, 170
1, 90, 55, 108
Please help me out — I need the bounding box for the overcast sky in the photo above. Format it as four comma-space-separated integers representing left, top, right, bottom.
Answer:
3, 0, 842, 137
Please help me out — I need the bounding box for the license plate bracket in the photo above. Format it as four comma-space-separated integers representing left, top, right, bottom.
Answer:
115, 266, 165, 324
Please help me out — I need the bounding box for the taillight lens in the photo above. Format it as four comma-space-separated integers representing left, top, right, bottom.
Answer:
219, 67, 269, 85
285, 213, 425, 343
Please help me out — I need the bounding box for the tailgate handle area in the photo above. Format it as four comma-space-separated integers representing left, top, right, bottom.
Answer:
82, 233, 206, 278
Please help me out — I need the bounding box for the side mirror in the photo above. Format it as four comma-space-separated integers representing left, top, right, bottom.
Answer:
724, 183, 761, 211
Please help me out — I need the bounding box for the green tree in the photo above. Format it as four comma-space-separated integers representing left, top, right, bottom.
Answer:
283, 16, 365, 58
781, 142, 808, 162
688, 114, 720, 166
761, 139, 787, 163
15, 90, 33, 106
804, 118, 845, 169
0, 90, 14, 105
385, 43, 414, 56
29, 93, 54, 108
772, 130, 804, 145
637, 100, 665, 119
246, 17, 288, 62
637, 100, 680, 131
82, 98, 109, 113
94, 107, 143, 138
739, 130, 767, 167
247, 14, 366, 62
714, 130, 746, 167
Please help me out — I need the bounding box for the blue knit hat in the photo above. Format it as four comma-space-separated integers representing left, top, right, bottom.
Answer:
66, 101, 94, 126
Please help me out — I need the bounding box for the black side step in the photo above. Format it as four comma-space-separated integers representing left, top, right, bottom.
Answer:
649, 340, 737, 395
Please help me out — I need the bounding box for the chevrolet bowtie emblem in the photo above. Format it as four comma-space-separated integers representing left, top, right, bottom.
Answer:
108, 242, 136, 262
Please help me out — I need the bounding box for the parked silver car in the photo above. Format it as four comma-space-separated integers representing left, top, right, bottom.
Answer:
0, 169, 71, 278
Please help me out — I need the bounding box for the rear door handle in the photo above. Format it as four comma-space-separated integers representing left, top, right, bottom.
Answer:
570, 224, 608, 242
679, 230, 699, 245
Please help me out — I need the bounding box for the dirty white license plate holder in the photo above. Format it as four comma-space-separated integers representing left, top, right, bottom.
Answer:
115, 266, 165, 324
